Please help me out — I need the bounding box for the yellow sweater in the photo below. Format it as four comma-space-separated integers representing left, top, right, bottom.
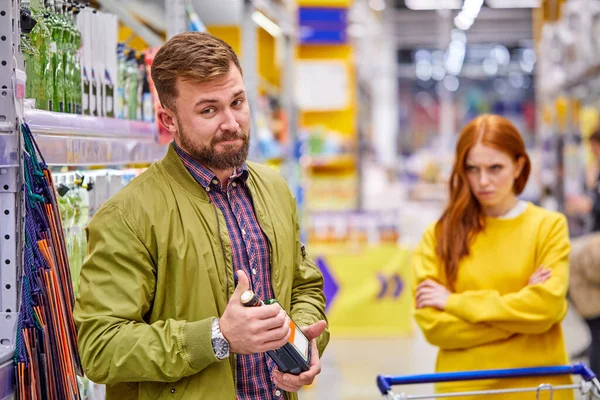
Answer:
412, 203, 573, 400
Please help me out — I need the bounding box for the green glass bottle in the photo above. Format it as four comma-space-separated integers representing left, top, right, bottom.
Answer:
126, 50, 139, 120
63, 0, 75, 114
72, 5, 82, 114
51, 0, 66, 113
28, 0, 51, 109
39, 0, 55, 111
20, 0, 36, 101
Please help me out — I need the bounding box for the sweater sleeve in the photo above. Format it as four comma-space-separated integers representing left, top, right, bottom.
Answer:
445, 215, 570, 335
74, 203, 219, 384
413, 226, 514, 350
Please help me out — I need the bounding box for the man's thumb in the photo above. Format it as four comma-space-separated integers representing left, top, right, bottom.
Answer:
301, 320, 327, 341
233, 270, 250, 297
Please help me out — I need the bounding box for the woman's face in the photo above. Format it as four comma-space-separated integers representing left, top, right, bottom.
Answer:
465, 143, 525, 215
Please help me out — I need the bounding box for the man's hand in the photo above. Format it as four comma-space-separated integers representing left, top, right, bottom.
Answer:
528, 266, 551, 286
272, 320, 327, 393
415, 279, 451, 310
220, 270, 291, 354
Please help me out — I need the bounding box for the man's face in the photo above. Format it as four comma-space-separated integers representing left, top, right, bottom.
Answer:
169, 63, 250, 171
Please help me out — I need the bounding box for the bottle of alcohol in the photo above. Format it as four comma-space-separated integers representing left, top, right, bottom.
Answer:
116, 43, 126, 119
72, 5, 82, 114
50, 0, 66, 113
63, 0, 74, 113
126, 50, 139, 120
20, 0, 37, 101
28, 0, 52, 110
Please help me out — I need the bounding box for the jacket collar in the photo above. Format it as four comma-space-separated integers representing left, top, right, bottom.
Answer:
158, 143, 258, 203
171, 142, 249, 191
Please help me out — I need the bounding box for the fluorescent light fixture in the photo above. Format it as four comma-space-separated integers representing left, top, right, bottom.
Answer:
454, 0, 484, 30
486, 0, 541, 8
405, 0, 462, 10
252, 11, 282, 37
369, 0, 386, 12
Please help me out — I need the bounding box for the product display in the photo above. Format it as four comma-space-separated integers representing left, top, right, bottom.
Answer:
15, 124, 82, 399
19, 0, 157, 122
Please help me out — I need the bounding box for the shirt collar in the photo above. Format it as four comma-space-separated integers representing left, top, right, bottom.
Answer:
171, 142, 248, 189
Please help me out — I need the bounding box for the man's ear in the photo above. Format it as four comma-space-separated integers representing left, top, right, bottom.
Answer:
157, 107, 179, 137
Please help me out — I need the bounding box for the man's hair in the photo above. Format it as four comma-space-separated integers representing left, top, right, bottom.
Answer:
150, 32, 242, 111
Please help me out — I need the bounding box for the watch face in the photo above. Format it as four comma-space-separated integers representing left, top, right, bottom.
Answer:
212, 338, 229, 359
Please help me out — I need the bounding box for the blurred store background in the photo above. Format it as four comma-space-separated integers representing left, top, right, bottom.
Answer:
1, 0, 599, 398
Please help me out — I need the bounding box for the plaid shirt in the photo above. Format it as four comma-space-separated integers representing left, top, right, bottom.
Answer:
173, 143, 283, 400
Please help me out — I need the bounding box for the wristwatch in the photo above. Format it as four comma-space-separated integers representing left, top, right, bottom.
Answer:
211, 318, 230, 360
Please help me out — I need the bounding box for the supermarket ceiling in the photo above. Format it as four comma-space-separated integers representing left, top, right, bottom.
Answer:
387, 6, 533, 48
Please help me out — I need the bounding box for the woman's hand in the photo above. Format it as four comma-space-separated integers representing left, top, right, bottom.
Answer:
528, 266, 551, 286
416, 279, 451, 311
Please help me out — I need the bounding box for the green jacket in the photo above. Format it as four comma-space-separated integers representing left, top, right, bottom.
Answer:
74, 146, 329, 400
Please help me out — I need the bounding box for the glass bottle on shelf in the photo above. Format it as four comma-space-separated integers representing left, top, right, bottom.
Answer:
63, 0, 74, 113
116, 43, 126, 119
20, 0, 37, 102
72, 5, 82, 114
126, 50, 139, 120
48, 0, 66, 113
29, 0, 52, 110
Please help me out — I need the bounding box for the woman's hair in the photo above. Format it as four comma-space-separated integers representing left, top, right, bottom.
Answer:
435, 114, 531, 288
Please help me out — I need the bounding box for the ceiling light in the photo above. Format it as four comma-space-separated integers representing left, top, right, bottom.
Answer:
405, 0, 462, 10
443, 75, 460, 92
486, 0, 541, 8
251, 11, 282, 37
368, 0, 386, 12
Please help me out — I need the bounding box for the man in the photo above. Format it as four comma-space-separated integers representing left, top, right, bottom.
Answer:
74, 32, 329, 400
569, 129, 600, 361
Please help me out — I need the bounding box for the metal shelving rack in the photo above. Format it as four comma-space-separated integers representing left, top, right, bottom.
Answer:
1, 1, 24, 397
0, 0, 169, 397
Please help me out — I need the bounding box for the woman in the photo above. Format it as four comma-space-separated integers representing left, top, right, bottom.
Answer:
412, 114, 573, 399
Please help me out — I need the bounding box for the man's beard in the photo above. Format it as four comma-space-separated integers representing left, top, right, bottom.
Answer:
177, 120, 250, 171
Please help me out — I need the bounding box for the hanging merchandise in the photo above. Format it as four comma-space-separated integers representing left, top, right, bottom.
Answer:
15, 123, 82, 399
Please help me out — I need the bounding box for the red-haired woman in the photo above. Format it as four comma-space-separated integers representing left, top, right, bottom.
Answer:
412, 114, 573, 399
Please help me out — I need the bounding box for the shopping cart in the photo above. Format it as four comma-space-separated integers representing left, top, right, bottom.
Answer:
377, 363, 600, 399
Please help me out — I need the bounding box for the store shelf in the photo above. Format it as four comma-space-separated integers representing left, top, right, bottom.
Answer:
0, 360, 13, 399
303, 155, 357, 171
252, 0, 294, 35
545, 64, 600, 97
24, 110, 168, 166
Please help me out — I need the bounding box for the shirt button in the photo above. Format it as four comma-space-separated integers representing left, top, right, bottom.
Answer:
241, 228, 246, 235
212, 179, 219, 185
232, 182, 237, 187
252, 268, 257, 275
204, 186, 211, 192
275, 390, 281, 397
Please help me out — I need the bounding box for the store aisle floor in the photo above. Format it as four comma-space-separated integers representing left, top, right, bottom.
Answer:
301, 305, 590, 400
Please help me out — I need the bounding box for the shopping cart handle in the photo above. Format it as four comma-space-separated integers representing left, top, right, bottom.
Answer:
377, 363, 596, 395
